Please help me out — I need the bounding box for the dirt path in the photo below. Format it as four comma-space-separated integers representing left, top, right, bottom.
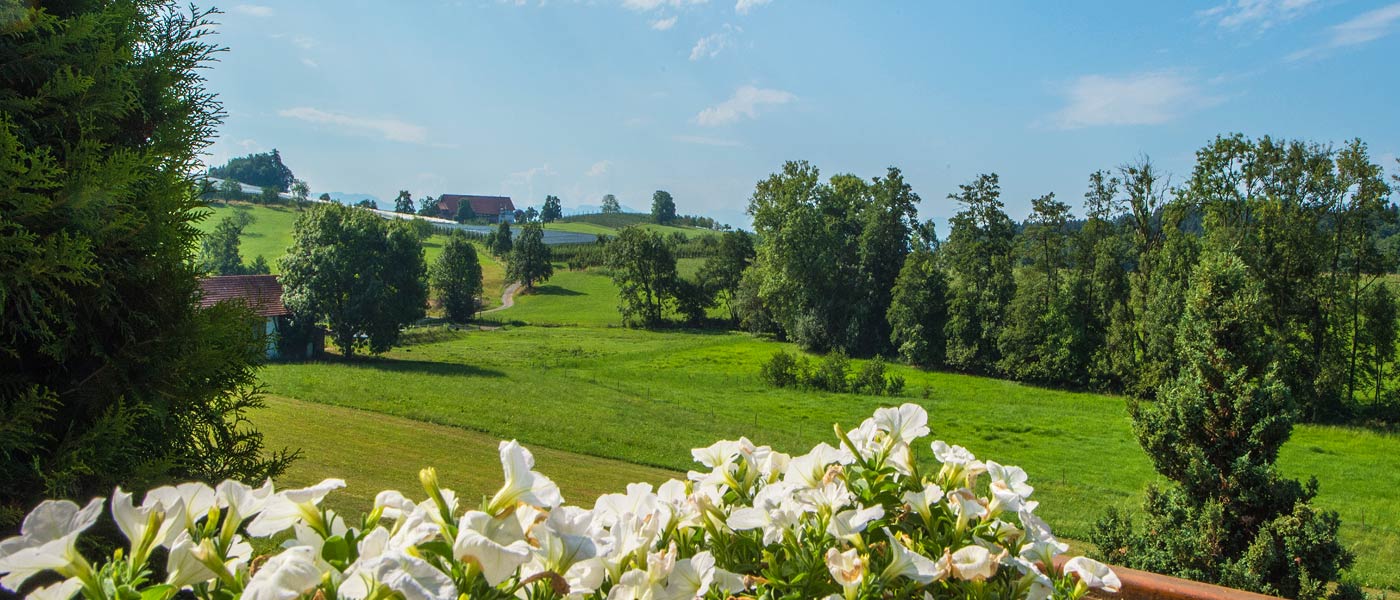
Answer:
479, 282, 522, 314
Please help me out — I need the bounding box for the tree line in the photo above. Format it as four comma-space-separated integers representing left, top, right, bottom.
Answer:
731, 137, 1398, 423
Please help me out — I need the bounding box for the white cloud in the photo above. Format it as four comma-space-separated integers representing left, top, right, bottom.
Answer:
689, 24, 740, 60
1289, 2, 1400, 60
651, 16, 678, 30
735, 0, 771, 15
232, 4, 274, 17
587, 160, 612, 177
277, 107, 428, 143
694, 85, 795, 127
505, 164, 556, 186
1050, 71, 1216, 129
673, 135, 742, 147
1197, 0, 1319, 31
236, 138, 261, 151
300, 58, 318, 68
623, 0, 707, 11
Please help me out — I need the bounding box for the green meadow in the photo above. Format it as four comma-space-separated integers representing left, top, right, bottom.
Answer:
227, 205, 1400, 590
252, 323, 1400, 590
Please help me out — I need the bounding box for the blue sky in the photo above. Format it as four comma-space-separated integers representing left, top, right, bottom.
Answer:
205, 0, 1400, 228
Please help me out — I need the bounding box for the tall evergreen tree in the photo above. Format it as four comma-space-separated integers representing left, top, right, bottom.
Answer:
394, 190, 414, 214
942, 174, 1016, 373
1073, 170, 1131, 388
1, 0, 294, 527
1094, 251, 1354, 600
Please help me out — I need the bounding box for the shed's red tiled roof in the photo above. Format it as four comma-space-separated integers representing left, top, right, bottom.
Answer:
437, 194, 515, 216
197, 275, 289, 317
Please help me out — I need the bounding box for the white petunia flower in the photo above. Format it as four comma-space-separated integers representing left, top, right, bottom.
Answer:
487, 440, 563, 514
825, 547, 864, 597
453, 510, 531, 586
145, 482, 216, 534
338, 551, 456, 600
872, 403, 930, 447
245, 479, 344, 537
111, 487, 184, 558
784, 442, 846, 489
0, 497, 104, 591
949, 545, 997, 581
1064, 556, 1121, 593
987, 461, 1034, 499
878, 530, 946, 584
826, 505, 884, 545
242, 545, 323, 600
25, 577, 82, 600
902, 483, 945, 523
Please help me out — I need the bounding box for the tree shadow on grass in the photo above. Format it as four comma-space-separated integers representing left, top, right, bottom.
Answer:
341, 356, 507, 378
526, 285, 584, 297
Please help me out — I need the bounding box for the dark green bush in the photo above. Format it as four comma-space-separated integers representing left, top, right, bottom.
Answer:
853, 356, 889, 395
759, 350, 802, 388
804, 351, 850, 393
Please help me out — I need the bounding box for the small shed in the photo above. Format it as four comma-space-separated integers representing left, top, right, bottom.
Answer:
197, 275, 321, 360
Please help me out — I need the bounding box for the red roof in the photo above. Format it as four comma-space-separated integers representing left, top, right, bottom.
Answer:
198, 275, 289, 317
437, 194, 515, 216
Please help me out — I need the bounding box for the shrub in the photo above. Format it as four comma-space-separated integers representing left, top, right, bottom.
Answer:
887, 372, 907, 396
853, 356, 890, 395
759, 350, 802, 388
0, 405, 1121, 600
805, 351, 851, 393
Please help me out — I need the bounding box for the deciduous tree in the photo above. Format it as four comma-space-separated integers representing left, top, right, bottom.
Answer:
541, 195, 563, 222
508, 221, 553, 290
652, 190, 677, 224
280, 203, 428, 357
431, 233, 484, 323
601, 194, 622, 214
608, 227, 678, 327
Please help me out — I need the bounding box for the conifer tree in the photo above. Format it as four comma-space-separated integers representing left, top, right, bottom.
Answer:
1093, 251, 1354, 600
942, 174, 1016, 373
0, 0, 294, 526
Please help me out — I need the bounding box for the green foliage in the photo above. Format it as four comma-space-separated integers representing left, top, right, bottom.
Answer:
759, 350, 804, 388
258, 185, 281, 204
1093, 251, 1353, 599
541, 195, 563, 223
199, 216, 251, 275
888, 248, 949, 367
804, 351, 851, 393
942, 173, 1016, 373
507, 221, 553, 290
487, 220, 513, 257
394, 190, 414, 214
431, 233, 485, 323
208, 149, 295, 191
998, 193, 1084, 384
651, 190, 676, 224
607, 227, 678, 327
601, 194, 622, 214
747, 162, 918, 355
698, 230, 756, 322
0, 0, 292, 524
279, 203, 428, 358
418, 195, 438, 216
455, 200, 477, 223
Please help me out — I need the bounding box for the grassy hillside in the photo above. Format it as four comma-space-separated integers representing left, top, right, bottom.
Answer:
196, 202, 507, 309
254, 324, 1400, 589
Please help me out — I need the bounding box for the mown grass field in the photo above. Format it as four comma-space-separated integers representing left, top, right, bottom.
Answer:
255, 394, 678, 516
254, 323, 1400, 590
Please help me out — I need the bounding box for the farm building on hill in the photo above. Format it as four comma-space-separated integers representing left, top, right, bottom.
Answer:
436, 194, 517, 223
197, 274, 322, 360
